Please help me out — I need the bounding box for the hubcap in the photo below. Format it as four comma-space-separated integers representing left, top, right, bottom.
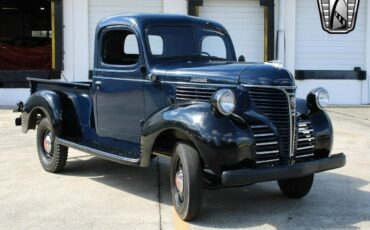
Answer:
43, 132, 52, 154
175, 167, 184, 194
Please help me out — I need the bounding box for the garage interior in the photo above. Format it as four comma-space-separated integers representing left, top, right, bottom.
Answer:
0, 0, 62, 88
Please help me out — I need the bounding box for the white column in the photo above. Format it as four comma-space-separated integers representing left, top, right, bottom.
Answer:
284, 0, 296, 75
73, 0, 89, 81
364, 0, 370, 104
62, 0, 74, 82
163, 0, 188, 15
62, 0, 89, 82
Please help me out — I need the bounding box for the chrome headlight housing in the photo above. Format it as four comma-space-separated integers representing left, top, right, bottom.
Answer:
211, 89, 236, 116
307, 87, 329, 110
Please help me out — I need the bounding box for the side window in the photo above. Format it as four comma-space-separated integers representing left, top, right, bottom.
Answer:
201, 36, 227, 59
102, 30, 140, 66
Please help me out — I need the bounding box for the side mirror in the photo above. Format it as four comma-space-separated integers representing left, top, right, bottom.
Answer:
238, 55, 245, 62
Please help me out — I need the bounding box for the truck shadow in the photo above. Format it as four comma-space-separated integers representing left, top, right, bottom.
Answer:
62, 155, 370, 229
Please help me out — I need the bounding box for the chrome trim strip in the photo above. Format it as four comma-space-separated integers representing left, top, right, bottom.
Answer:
256, 159, 279, 164
297, 146, 315, 151
256, 141, 278, 146
254, 133, 275, 137
298, 137, 315, 142
167, 81, 236, 87
256, 150, 279, 155
295, 153, 315, 159
243, 84, 296, 159
241, 84, 297, 90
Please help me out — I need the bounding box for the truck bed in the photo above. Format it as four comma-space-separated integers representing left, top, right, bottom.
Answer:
28, 78, 92, 94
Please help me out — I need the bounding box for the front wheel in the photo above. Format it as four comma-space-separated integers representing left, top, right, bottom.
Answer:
277, 174, 314, 199
170, 142, 203, 221
36, 117, 68, 173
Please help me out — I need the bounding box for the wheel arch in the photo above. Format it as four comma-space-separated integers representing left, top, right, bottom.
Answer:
140, 127, 204, 167
22, 90, 81, 138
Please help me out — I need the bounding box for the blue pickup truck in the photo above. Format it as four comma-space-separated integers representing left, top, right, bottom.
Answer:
15, 14, 346, 221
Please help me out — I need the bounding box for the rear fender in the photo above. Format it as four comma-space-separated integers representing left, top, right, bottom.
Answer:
22, 90, 62, 134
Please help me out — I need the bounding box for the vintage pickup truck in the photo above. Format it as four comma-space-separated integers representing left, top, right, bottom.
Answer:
15, 14, 346, 220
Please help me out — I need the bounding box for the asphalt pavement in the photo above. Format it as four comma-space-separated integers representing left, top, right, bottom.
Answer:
0, 108, 369, 230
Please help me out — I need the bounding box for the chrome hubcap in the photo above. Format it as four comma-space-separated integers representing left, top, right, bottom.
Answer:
175, 167, 184, 194
43, 132, 52, 154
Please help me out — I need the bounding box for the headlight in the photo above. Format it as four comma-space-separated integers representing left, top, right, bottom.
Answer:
211, 89, 236, 116
307, 88, 329, 110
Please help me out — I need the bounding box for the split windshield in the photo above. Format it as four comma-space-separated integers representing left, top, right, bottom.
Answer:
147, 26, 234, 62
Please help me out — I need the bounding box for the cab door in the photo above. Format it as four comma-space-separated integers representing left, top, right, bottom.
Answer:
93, 27, 145, 143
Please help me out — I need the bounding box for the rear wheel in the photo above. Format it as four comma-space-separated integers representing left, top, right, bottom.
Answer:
170, 142, 203, 221
36, 117, 68, 173
277, 174, 314, 199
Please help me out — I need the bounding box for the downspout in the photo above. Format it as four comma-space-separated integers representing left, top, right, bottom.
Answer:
277, 0, 285, 66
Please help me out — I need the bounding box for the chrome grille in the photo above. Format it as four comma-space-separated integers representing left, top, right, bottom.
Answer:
295, 119, 315, 159
176, 86, 217, 102
251, 125, 279, 166
248, 86, 296, 162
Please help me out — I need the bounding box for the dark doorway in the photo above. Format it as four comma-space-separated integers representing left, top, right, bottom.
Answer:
0, 0, 52, 70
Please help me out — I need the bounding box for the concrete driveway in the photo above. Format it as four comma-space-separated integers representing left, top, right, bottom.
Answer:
0, 108, 369, 230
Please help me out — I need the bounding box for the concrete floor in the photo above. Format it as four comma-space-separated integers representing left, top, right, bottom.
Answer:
0, 108, 369, 230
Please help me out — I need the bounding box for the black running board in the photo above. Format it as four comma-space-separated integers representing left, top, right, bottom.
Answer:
55, 137, 141, 166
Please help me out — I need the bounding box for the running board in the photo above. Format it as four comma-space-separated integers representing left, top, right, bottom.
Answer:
55, 137, 141, 166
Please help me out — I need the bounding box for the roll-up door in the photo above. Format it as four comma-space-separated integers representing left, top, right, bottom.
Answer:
199, 0, 264, 62
88, 0, 163, 69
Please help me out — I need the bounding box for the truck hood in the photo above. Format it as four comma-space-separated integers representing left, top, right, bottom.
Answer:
153, 61, 294, 87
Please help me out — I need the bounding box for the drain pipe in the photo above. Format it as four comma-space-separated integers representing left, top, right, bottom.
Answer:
277, 0, 285, 66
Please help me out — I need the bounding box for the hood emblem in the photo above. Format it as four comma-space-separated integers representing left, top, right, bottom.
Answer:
190, 77, 208, 83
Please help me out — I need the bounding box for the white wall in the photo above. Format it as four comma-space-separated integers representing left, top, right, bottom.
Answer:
0, 89, 29, 107
163, 0, 187, 14
284, 0, 296, 74
282, 0, 370, 105
62, 0, 89, 82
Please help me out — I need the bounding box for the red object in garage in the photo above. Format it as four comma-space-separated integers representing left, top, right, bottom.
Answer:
0, 43, 51, 70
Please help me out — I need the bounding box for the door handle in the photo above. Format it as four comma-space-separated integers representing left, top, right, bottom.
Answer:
95, 81, 103, 90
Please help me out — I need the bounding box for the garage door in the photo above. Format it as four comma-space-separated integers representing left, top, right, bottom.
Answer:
199, 0, 264, 62
295, 0, 367, 104
88, 0, 163, 69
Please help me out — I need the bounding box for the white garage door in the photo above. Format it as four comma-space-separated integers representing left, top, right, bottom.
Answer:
88, 0, 163, 69
199, 0, 264, 62
295, 0, 367, 104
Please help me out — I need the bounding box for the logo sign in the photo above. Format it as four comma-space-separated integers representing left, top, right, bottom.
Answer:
317, 0, 360, 34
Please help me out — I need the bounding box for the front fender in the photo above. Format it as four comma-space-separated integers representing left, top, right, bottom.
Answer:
22, 90, 62, 134
140, 102, 254, 175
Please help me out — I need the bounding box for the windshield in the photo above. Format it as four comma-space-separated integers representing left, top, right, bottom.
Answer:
147, 26, 235, 62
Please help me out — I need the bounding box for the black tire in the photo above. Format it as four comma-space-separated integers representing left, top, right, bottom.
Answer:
170, 142, 203, 221
277, 174, 314, 199
36, 117, 68, 173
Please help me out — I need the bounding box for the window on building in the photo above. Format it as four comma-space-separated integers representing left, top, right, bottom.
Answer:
102, 30, 140, 66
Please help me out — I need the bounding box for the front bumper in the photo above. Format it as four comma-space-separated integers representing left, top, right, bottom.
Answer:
222, 153, 346, 187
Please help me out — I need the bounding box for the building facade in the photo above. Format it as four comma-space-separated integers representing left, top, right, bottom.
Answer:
0, 0, 369, 105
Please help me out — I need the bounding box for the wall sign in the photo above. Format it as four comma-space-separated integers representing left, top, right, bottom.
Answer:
317, 0, 360, 34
